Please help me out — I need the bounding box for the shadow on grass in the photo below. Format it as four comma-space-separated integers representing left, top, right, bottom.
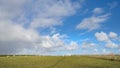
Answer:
90, 56, 120, 62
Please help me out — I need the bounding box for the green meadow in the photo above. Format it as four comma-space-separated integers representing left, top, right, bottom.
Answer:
0, 55, 120, 68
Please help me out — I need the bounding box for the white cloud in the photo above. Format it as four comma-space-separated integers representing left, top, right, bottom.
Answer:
95, 31, 119, 49
76, 7, 110, 31
0, 21, 40, 42
76, 13, 110, 31
82, 42, 95, 49
106, 42, 118, 49
66, 41, 79, 50
95, 32, 109, 42
0, 0, 82, 28
30, 18, 62, 28
0, 0, 82, 54
94, 49, 98, 52
0, 20, 80, 54
40, 33, 65, 48
30, 0, 81, 28
93, 8, 104, 14
0, 21, 40, 54
0, 0, 28, 21
108, 32, 118, 39
106, 41, 118, 48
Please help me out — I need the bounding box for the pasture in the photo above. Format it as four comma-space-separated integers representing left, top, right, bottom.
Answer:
0, 55, 120, 68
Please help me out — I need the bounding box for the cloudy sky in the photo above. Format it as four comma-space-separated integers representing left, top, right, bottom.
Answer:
0, 0, 120, 55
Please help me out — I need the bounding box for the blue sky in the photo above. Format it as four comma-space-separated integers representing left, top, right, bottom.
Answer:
0, 0, 120, 55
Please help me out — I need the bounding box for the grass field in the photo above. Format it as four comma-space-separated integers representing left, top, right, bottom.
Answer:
0, 55, 120, 68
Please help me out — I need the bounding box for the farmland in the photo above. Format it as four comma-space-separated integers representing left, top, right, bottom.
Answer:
0, 55, 120, 68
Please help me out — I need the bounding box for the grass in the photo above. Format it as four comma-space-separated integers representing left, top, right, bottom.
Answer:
0, 55, 120, 68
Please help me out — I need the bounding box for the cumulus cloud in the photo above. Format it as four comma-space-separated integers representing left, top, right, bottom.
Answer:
0, 21, 40, 54
105, 41, 118, 48
95, 31, 119, 49
76, 7, 110, 31
66, 41, 79, 50
0, 21, 80, 54
0, 0, 82, 55
40, 33, 65, 48
108, 32, 118, 39
95, 32, 109, 42
0, 22, 80, 54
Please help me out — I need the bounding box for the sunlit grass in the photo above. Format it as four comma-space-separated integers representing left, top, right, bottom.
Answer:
0, 55, 120, 68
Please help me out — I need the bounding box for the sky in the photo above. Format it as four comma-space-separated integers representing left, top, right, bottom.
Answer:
0, 0, 120, 55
